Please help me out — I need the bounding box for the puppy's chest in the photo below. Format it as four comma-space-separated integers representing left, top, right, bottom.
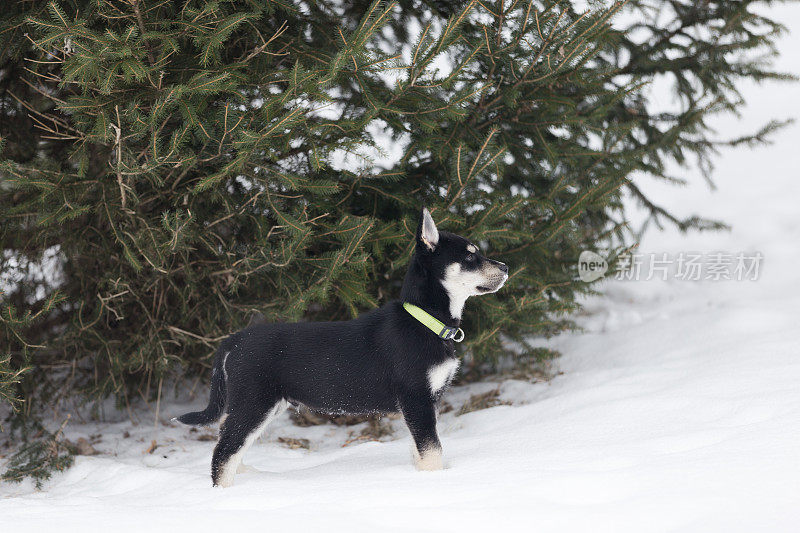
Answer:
427, 357, 460, 395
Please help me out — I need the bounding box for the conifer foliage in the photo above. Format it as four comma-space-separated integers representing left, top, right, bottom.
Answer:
0, 0, 792, 421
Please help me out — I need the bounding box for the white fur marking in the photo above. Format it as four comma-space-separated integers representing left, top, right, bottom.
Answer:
466, 244, 478, 253
216, 400, 288, 488
441, 262, 508, 319
413, 445, 443, 471
428, 358, 460, 395
441, 263, 483, 318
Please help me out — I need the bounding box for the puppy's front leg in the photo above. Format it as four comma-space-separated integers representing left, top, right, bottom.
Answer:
400, 392, 443, 471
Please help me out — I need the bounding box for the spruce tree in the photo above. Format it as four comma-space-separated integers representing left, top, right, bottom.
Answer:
0, 0, 792, 444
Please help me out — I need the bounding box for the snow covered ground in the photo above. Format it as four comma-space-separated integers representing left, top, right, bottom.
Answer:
4, 5, 800, 532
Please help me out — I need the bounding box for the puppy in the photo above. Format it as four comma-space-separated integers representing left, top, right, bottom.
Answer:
176, 208, 508, 486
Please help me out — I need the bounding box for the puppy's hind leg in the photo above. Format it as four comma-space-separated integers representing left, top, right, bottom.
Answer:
211, 398, 287, 487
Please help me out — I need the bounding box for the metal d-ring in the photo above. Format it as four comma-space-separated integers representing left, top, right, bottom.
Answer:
452, 328, 465, 342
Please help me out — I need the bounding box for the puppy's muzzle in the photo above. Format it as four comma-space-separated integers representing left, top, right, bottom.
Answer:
477, 260, 509, 293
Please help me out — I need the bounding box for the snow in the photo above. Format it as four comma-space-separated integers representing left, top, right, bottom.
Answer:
4, 5, 800, 532
0, 245, 64, 302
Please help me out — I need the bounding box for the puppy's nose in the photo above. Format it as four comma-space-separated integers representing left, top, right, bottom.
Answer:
496, 261, 508, 273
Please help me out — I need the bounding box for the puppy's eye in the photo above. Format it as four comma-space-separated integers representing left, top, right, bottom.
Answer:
465, 253, 476, 262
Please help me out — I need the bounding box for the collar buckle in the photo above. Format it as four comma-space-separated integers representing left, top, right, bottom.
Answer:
440, 326, 465, 343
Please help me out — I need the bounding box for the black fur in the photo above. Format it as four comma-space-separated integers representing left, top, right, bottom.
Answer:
177, 208, 508, 486
175, 345, 226, 426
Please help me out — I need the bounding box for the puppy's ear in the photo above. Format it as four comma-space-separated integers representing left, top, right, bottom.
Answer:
417, 207, 439, 251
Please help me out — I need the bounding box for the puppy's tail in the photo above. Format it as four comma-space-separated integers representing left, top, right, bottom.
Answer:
174, 346, 228, 426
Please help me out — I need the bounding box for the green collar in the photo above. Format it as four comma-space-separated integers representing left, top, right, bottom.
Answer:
402, 302, 465, 342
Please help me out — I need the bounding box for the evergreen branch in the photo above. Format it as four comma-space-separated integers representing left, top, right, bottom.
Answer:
131, 0, 156, 66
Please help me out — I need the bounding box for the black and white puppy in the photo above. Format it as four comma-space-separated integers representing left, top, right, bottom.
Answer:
176, 208, 508, 486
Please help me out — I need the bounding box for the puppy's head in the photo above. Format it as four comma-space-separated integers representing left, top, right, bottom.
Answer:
415, 208, 509, 312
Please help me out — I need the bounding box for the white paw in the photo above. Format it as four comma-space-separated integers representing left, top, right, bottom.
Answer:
216, 465, 237, 487
414, 447, 443, 471
237, 462, 257, 474
215, 476, 234, 488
